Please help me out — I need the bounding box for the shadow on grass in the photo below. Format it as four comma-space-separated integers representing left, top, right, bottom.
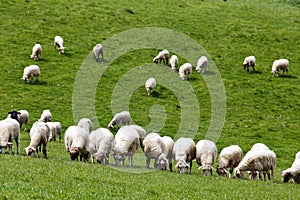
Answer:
27, 80, 48, 85
278, 74, 298, 79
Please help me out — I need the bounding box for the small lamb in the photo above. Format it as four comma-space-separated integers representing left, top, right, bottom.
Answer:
178, 63, 192, 80
93, 44, 104, 63
39, 109, 52, 122
242, 56, 256, 72
196, 56, 209, 74
281, 151, 300, 184
21, 65, 40, 83
153, 49, 169, 65
108, 111, 131, 129
271, 58, 289, 76
145, 78, 156, 96
169, 55, 178, 71
196, 139, 218, 176
78, 118, 93, 134
54, 36, 65, 54
0, 118, 20, 154
30, 43, 42, 60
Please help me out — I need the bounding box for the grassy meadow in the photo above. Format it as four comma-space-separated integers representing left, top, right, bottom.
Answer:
0, 0, 300, 199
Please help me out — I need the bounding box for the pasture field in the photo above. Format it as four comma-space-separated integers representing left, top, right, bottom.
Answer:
0, 0, 300, 199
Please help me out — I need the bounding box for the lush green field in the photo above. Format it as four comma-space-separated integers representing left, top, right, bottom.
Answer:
0, 0, 300, 199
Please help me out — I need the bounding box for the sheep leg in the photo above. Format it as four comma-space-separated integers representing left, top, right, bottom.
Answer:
146, 157, 151, 168
154, 159, 158, 169
188, 161, 192, 174
42, 145, 47, 158
8, 143, 13, 154
1, 147, 5, 154
267, 171, 271, 181
128, 156, 132, 167
169, 162, 173, 172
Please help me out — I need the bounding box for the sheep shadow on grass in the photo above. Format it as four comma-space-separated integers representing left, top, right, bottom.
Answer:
27, 80, 47, 85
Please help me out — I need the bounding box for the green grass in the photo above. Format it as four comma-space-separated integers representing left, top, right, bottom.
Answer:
0, 0, 300, 199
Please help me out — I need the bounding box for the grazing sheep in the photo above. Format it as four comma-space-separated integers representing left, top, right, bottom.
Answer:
108, 111, 131, 129
281, 151, 300, 184
157, 136, 174, 171
216, 145, 242, 178
196, 139, 218, 176
88, 128, 114, 164
54, 36, 65, 54
178, 63, 192, 80
169, 55, 178, 71
113, 125, 140, 167
172, 137, 196, 174
128, 125, 146, 151
39, 109, 52, 122
250, 142, 270, 151
145, 77, 156, 96
30, 43, 42, 60
93, 44, 104, 63
142, 132, 163, 168
21, 65, 40, 83
196, 56, 209, 74
153, 49, 169, 65
0, 118, 20, 154
271, 58, 289, 76
24, 121, 50, 158
78, 118, 93, 134
18, 110, 29, 132
7, 111, 21, 123
242, 56, 256, 72
46, 122, 62, 142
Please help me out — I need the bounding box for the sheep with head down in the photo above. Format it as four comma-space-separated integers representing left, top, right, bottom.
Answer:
54, 36, 65, 54
157, 136, 174, 171
242, 56, 256, 72
178, 63, 192, 80
21, 65, 40, 83
196, 56, 209, 74
93, 44, 104, 63
145, 78, 156, 96
128, 125, 146, 151
0, 118, 20, 154
78, 118, 93, 134
108, 111, 131, 130
281, 151, 300, 184
169, 55, 178, 72
271, 58, 289, 77
196, 139, 217, 176
153, 49, 169, 65
30, 43, 42, 60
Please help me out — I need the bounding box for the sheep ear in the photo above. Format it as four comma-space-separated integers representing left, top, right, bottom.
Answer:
175, 163, 179, 168
198, 166, 203, 170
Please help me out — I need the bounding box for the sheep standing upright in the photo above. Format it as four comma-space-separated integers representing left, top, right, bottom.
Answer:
153, 49, 169, 65
281, 151, 300, 184
216, 145, 242, 178
46, 122, 62, 142
172, 137, 196, 174
78, 118, 93, 134
271, 58, 289, 76
0, 118, 20, 154
21, 65, 40, 83
242, 56, 256, 72
196, 56, 209, 74
54, 36, 65, 54
108, 111, 131, 129
158, 136, 174, 171
178, 63, 192, 80
93, 44, 104, 63
39, 109, 52, 122
7, 110, 30, 132
169, 55, 178, 71
196, 139, 218, 176
30, 43, 42, 60
145, 78, 156, 96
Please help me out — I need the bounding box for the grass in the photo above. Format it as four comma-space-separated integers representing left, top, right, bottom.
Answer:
0, 0, 300, 199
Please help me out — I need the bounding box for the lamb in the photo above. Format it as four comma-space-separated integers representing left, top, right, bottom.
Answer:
196, 139, 218, 176
172, 137, 196, 174
142, 132, 163, 169
281, 151, 300, 184
113, 125, 140, 167
216, 145, 242, 178
157, 136, 174, 171
24, 121, 50, 158
54, 36, 65, 54
21, 65, 40, 83
128, 125, 146, 151
196, 56, 209, 74
145, 77, 156, 96
178, 63, 192, 80
169, 55, 178, 71
30, 43, 42, 60
93, 43, 104, 63
153, 49, 169, 65
78, 118, 93, 133
88, 128, 114, 164
39, 109, 52, 122
46, 122, 62, 142
242, 56, 256, 72
271, 58, 289, 76
0, 118, 20, 154
8, 110, 29, 132
108, 111, 131, 129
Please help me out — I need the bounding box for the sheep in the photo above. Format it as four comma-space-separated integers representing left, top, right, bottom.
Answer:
30, 43, 42, 60
145, 78, 156, 96
172, 137, 196, 174
24, 121, 50, 158
113, 125, 140, 167
88, 128, 114, 164
78, 118, 93, 133
216, 145, 242, 178
46, 122, 62, 142
142, 132, 163, 169
271, 58, 289, 76
8, 110, 29, 132
108, 111, 131, 129
93, 44, 104, 63
178, 63, 192, 80
195, 56, 209, 74
21, 65, 40, 83
39, 109, 52, 122
281, 151, 300, 184
250, 142, 270, 151
54, 36, 65, 54
169, 55, 178, 71
0, 118, 20, 154
128, 125, 146, 151
242, 56, 256, 72
196, 139, 218, 176
153, 49, 169, 65
7, 111, 21, 123
157, 136, 174, 171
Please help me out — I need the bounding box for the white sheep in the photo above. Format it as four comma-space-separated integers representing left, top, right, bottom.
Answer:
108, 111, 131, 129
169, 55, 178, 71
46, 122, 62, 142
88, 128, 114, 164
157, 136, 174, 171
172, 137, 196, 174
24, 121, 50, 158
128, 125, 147, 151
242, 56, 256, 72
78, 118, 93, 133
271, 58, 289, 76
216, 145, 242, 178
39, 109, 52, 122
196, 139, 218, 176
142, 132, 163, 169
281, 151, 300, 184
153, 49, 169, 65
0, 118, 20, 154
54, 36, 65, 54
21, 65, 40, 83
113, 125, 140, 167
196, 56, 209, 74
178, 63, 192, 80
145, 77, 156, 96
30, 43, 42, 60
250, 142, 270, 151
18, 110, 29, 132
93, 44, 104, 63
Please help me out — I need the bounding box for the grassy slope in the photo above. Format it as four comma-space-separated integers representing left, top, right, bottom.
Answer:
0, 0, 300, 199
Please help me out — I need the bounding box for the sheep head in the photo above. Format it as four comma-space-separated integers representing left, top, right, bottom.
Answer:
234, 168, 244, 179
281, 169, 292, 183
175, 160, 190, 174
199, 164, 214, 176
70, 147, 80, 161
216, 165, 228, 177
24, 146, 36, 157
